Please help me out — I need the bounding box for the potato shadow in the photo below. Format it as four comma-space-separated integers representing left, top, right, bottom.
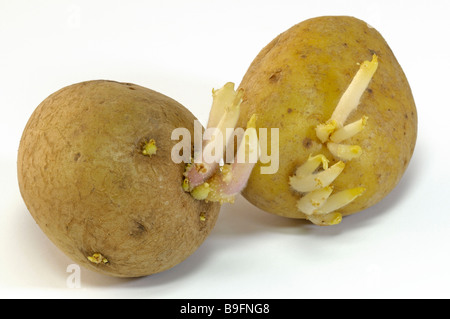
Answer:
211, 140, 424, 238
15, 201, 218, 291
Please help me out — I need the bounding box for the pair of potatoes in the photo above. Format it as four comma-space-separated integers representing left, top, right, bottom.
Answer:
17, 16, 417, 277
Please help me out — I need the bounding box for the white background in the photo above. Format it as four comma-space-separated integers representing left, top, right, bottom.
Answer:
1, 0, 449, 299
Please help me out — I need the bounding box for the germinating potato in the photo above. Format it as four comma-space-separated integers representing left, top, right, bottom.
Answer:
236, 16, 417, 225
17, 80, 220, 277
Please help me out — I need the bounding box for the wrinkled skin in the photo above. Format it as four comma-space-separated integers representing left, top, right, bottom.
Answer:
18, 80, 220, 277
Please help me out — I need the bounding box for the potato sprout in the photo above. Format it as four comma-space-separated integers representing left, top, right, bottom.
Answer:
183, 84, 260, 204
290, 55, 378, 225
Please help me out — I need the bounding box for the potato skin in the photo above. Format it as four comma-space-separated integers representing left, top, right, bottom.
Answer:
18, 80, 220, 277
237, 16, 417, 219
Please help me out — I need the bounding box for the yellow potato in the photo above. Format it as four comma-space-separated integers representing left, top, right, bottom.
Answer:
17, 80, 220, 277
236, 16, 417, 225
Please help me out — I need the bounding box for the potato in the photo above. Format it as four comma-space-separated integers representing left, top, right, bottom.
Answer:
17, 80, 220, 277
236, 16, 417, 225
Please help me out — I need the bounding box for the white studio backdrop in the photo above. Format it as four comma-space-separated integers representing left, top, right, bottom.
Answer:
0, 0, 449, 298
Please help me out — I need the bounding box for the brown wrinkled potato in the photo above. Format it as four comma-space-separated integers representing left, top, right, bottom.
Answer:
17, 80, 220, 277
237, 16, 417, 225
